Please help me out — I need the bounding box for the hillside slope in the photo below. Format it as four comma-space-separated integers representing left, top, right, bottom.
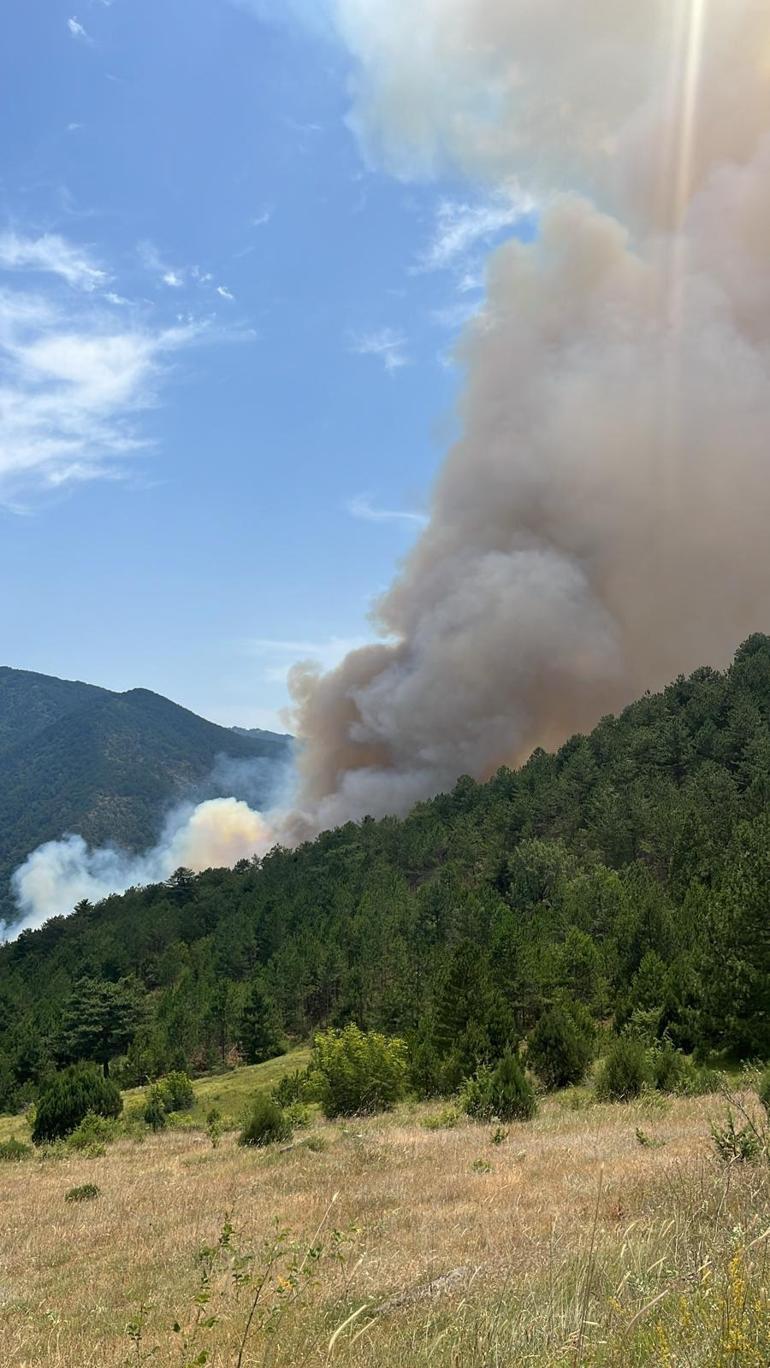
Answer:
0, 635, 768, 1100
0, 669, 292, 926
0, 667, 109, 755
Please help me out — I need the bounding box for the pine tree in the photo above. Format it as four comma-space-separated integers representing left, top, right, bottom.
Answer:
55, 978, 144, 1074
238, 980, 283, 1064
527, 1003, 592, 1089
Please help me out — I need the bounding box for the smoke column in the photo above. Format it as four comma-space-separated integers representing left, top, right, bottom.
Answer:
285, 0, 770, 834
10, 0, 770, 930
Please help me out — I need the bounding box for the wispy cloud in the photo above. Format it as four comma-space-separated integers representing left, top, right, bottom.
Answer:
245, 634, 376, 683
347, 494, 427, 528
139, 243, 231, 300
251, 207, 273, 228
417, 190, 535, 273
0, 229, 206, 505
138, 240, 186, 288
350, 326, 409, 372
0, 232, 108, 291
67, 16, 91, 42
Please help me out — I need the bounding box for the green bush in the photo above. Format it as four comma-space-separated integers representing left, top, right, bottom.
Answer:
710, 1110, 763, 1164
308, 1024, 408, 1118
283, 1101, 313, 1130
66, 1111, 118, 1156
421, 1104, 460, 1131
239, 1090, 292, 1147
462, 1053, 537, 1123
206, 1106, 223, 1148
271, 1068, 310, 1108
595, 1037, 651, 1102
32, 1064, 123, 1144
527, 1005, 593, 1090
758, 1067, 770, 1117
649, 1042, 721, 1097
156, 1071, 194, 1112
0, 1137, 31, 1162
65, 1183, 100, 1203
143, 1084, 168, 1132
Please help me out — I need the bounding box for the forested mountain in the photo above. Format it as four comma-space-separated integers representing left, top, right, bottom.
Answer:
1, 636, 769, 1111
0, 668, 292, 927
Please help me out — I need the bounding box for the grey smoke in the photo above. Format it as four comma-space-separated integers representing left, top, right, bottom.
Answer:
284, 0, 770, 834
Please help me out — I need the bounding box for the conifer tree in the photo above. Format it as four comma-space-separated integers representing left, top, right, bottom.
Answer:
238, 980, 283, 1064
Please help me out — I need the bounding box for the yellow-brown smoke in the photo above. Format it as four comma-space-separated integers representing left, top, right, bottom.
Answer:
285, 0, 770, 833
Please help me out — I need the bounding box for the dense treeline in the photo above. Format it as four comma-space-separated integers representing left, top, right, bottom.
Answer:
1, 635, 770, 1111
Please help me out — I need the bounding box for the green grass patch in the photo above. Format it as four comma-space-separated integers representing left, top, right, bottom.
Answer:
123, 1047, 311, 1129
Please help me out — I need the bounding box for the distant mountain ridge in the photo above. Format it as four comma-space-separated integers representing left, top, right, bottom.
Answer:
0, 667, 292, 926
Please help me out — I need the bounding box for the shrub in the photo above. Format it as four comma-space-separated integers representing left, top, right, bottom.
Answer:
308, 1024, 408, 1118
65, 1183, 100, 1203
462, 1053, 537, 1123
758, 1067, 770, 1118
271, 1068, 310, 1108
421, 1104, 460, 1131
66, 1111, 118, 1156
156, 1071, 194, 1113
206, 1106, 223, 1148
239, 1090, 292, 1147
674, 1059, 722, 1097
650, 1040, 686, 1093
0, 1137, 31, 1162
649, 1043, 721, 1097
32, 1064, 122, 1144
283, 1101, 313, 1130
595, 1037, 651, 1102
710, 1110, 763, 1164
528, 1005, 593, 1090
143, 1084, 168, 1132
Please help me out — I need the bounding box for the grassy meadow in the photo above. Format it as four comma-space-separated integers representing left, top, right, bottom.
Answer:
1, 1056, 769, 1367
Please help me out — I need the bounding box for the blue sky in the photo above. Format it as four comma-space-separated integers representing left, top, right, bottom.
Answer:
1, 0, 533, 730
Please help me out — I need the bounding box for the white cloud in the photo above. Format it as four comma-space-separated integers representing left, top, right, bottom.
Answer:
0, 232, 108, 291
138, 240, 188, 289
351, 326, 408, 372
251, 208, 273, 227
429, 298, 483, 330
67, 16, 91, 41
216, 285, 235, 301
417, 191, 535, 273
347, 494, 427, 528
0, 269, 200, 503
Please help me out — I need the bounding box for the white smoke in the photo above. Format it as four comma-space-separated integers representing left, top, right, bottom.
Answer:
6, 797, 275, 937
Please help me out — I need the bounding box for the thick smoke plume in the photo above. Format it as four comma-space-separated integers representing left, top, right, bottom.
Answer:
285, 0, 770, 832
10, 1, 770, 931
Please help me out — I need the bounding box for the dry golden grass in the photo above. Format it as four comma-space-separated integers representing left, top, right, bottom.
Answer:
1, 1088, 768, 1366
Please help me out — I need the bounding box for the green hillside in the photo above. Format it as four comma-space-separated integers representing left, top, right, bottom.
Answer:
0, 666, 109, 754
0, 668, 292, 928
0, 635, 769, 1111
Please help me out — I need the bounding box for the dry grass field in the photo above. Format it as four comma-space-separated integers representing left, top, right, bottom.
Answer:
1, 1069, 769, 1367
